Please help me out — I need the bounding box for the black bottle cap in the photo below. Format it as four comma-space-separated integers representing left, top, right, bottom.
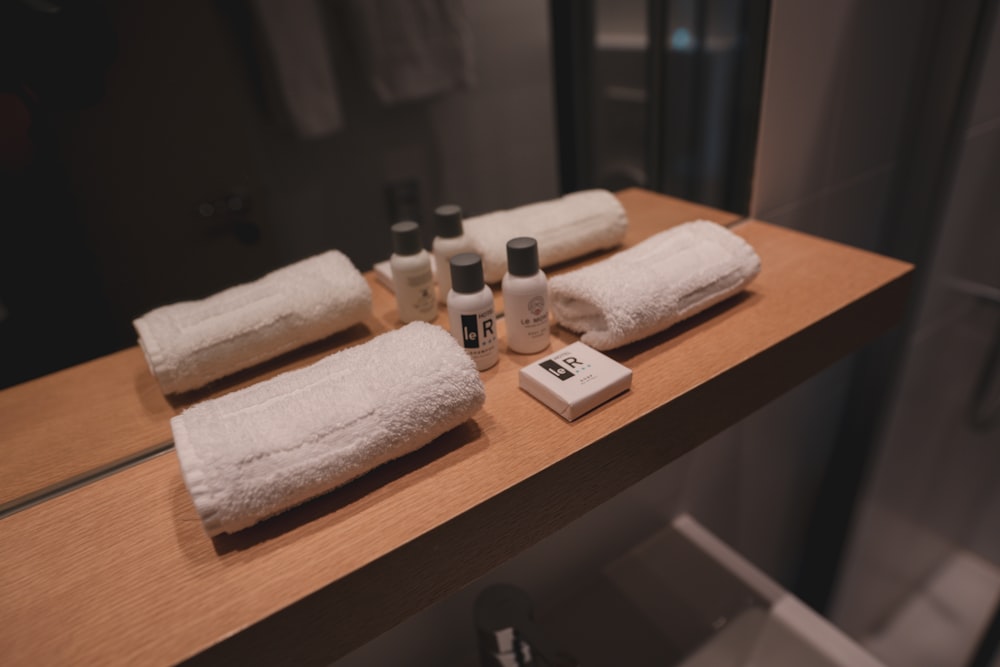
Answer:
390, 221, 422, 256
434, 204, 464, 239
506, 237, 539, 276
450, 253, 485, 293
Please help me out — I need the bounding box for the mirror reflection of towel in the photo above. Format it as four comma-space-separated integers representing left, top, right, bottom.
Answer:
348, 0, 475, 105
253, 0, 344, 138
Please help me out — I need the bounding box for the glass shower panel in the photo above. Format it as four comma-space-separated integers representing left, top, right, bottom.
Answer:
592, 0, 649, 190
658, 0, 743, 205
582, 0, 767, 212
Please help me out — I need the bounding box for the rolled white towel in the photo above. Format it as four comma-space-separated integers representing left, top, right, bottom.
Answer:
549, 220, 761, 350
464, 189, 628, 283
172, 321, 485, 536
133, 250, 372, 395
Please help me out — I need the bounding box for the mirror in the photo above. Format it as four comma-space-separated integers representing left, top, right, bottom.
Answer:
0, 0, 768, 512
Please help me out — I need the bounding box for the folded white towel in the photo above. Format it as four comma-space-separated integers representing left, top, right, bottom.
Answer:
549, 220, 761, 350
134, 250, 372, 395
172, 321, 485, 536
464, 189, 628, 283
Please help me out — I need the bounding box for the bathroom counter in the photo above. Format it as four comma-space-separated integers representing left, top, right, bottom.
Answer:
0, 189, 912, 665
0, 189, 741, 513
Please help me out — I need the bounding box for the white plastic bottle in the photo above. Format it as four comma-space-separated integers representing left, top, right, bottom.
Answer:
432, 204, 476, 303
390, 221, 437, 323
447, 253, 499, 371
502, 237, 550, 354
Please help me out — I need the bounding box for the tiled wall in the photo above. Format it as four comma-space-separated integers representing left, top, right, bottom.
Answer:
427, 1, 560, 216
830, 2, 1000, 648
254, 0, 560, 266
252, 0, 561, 270
750, 0, 925, 249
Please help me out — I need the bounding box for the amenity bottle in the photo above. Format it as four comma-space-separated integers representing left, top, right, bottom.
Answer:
448, 253, 499, 371
390, 221, 437, 323
502, 237, 550, 354
432, 204, 476, 303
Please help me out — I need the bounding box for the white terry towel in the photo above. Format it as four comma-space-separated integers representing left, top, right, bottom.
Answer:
172, 321, 485, 536
549, 220, 761, 350
464, 189, 628, 283
134, 250, 372, 395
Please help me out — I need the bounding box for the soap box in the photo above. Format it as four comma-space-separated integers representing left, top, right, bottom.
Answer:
518, 342, 632, 421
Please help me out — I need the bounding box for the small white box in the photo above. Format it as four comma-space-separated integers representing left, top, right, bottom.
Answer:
518, 342, 632, 421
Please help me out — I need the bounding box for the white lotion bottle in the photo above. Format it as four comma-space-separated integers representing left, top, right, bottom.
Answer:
502, 237, 550, 354
390, 221, 437, 323
432, 204, 476, 303
447, 253, 499, 371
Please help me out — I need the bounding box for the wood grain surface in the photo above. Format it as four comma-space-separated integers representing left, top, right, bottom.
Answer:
0, 190, 911, 665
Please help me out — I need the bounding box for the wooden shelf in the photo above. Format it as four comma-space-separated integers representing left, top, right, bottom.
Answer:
0, 190, 912, 665
0, 189, 740, 512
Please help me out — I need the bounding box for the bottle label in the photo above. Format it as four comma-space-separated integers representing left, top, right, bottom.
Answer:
461, 314, 480, 349
455, 308, 496, 360
393, 262, 436, 322
517, 295, 549, 337
412, 286, 436, 314
507, 289, 550, 353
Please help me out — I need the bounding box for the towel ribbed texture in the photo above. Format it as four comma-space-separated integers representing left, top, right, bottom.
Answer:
172, 322, 485, 536
463, 189, 628, 283
549, 220, 761, 350
134, 250, 372, 395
